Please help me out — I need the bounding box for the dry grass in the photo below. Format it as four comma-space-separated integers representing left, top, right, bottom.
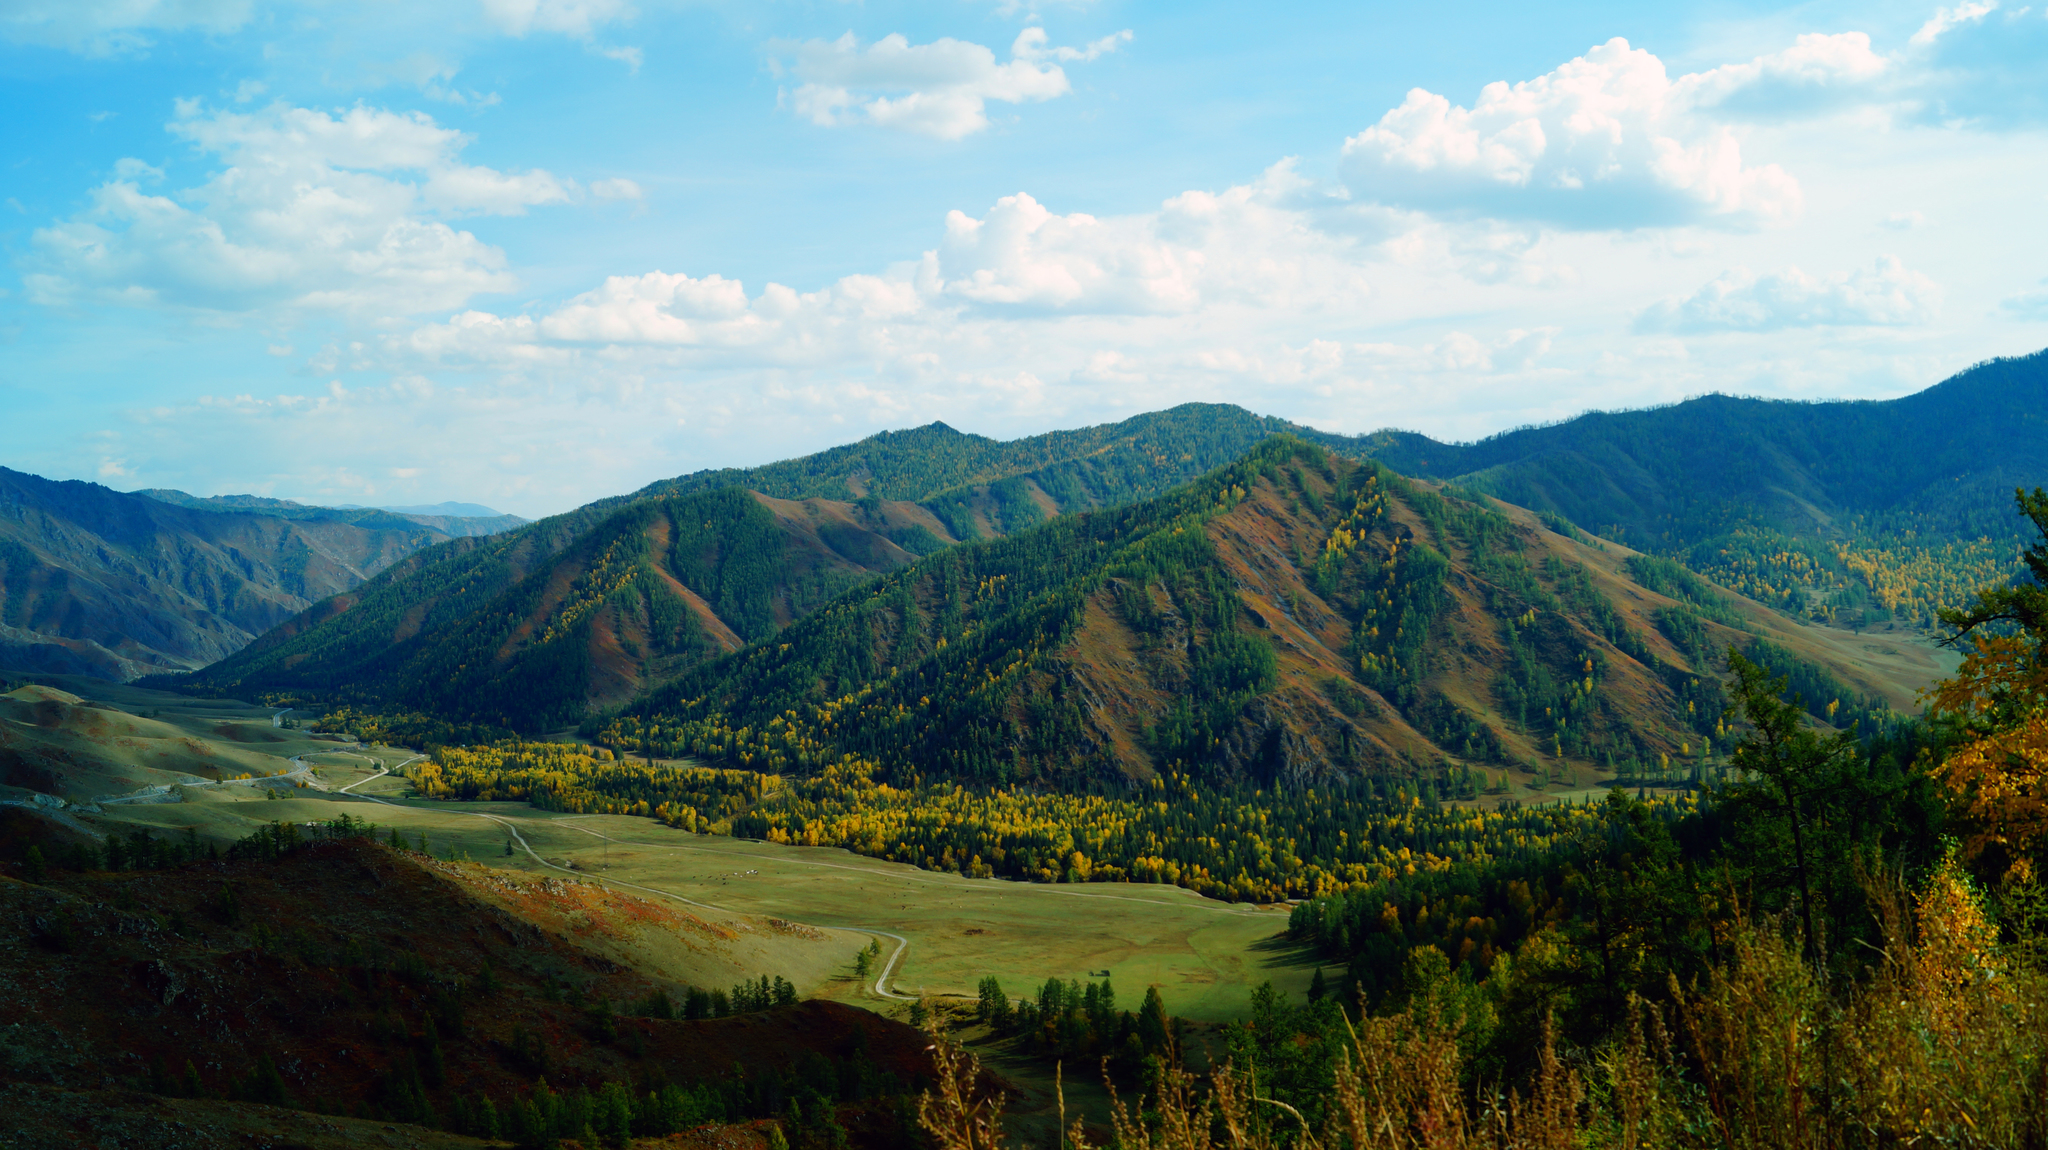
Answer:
921, 856, 2048, 1150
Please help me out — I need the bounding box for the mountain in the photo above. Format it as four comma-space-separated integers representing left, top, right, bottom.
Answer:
0, 468, 492, 681
341, 500, 511, 518
1338, 349, 2048, 629
177, 405, 1333, 726
598, 438, 1938, 792
183, 360, 2014, 741
617, 402, 1300, 537
179, 487, 968, 728
139, 489, 528, 538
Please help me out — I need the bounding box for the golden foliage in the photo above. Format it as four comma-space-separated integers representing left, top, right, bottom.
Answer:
1927, 633, 2048, 864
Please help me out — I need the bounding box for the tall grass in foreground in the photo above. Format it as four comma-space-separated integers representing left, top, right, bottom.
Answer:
922, 858, 2048, 1149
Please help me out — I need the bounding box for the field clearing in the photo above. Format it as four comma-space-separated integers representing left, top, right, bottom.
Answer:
99, 774, 1318, 1023
493, 809, 1316, 1021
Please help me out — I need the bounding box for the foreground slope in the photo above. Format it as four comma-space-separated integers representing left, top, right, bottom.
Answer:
0, 467, 479, 680
604, 438, 1921, 792
0, 821, 937, 1146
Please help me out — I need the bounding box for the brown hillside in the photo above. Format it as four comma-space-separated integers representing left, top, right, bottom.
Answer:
0, 832, 947, 1146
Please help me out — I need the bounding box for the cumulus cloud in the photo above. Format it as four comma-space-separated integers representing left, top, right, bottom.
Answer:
397, 163, 1387, 375
1634, 256, 1940, 333
25, 101, 574, 315
1676, 32, 1890, 119
0, 0, 251, 55
777, 27, 1128, 139
1341, 37, 1815, 229
933, 192, 1203, 314
590, 177, 643, 201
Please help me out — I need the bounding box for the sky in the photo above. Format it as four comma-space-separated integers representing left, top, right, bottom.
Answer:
2, 0, 2044, 518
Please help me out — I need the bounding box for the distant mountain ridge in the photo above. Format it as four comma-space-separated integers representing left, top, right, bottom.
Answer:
137, 489, 527, 537
1342, 349, 2048, 627
0, 468, 485, 680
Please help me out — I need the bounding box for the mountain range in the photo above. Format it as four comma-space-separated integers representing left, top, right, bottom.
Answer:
5, 351, 2041, 779
0, 471, 526, 680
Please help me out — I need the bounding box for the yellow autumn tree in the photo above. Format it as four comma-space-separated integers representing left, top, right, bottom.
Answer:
1927, 486, 2048, 875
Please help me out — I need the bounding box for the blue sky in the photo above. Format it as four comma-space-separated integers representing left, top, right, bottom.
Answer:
2, 0, 2044, 517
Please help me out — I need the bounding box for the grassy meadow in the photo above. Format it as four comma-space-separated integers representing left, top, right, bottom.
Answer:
29, 677, 1315, 1028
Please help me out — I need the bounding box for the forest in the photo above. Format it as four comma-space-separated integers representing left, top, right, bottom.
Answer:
907, 488, 2048, 1149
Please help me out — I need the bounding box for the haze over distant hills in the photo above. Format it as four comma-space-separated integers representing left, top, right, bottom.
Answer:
0, 472, 527, 680
137, 490, 527, 537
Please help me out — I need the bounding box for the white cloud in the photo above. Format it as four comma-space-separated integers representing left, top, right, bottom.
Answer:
778, 27, 1127, 139
479, 0, 633, 39
590, 177, 643, 201
1012, 27, 1132, 64
933, 192, 1203, 314
1882, 210, 1927, 229
1676, 32, 1890, 118
1341, 37, 1810, 229
597, 45, 641, 71
1634, 256, 1940, 332
0, 0, 251, 55
25, 101, 574, 315
1912, 0, 1998, 46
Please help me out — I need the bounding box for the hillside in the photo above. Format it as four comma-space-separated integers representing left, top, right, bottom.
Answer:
180, 487, 968, 729
0, 468, 484, 681
599, 438, 1933, 795
0, 816, 937, 1147
1344, 349, 2048, 628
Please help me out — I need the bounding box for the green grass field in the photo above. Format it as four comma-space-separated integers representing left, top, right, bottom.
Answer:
33, 678, 1321, 1027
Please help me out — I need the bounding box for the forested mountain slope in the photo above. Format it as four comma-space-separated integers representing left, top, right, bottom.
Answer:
619, 402, 1299, 537
180, 487, 965, 728
1337, 349, 2048, 627
180, 405, 1313, 727
0, 468, 474, 681
598, 438, 1926, 794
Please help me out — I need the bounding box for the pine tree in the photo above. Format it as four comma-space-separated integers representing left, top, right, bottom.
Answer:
21, 845, 46, 883
1308, 968, 1327, 1002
